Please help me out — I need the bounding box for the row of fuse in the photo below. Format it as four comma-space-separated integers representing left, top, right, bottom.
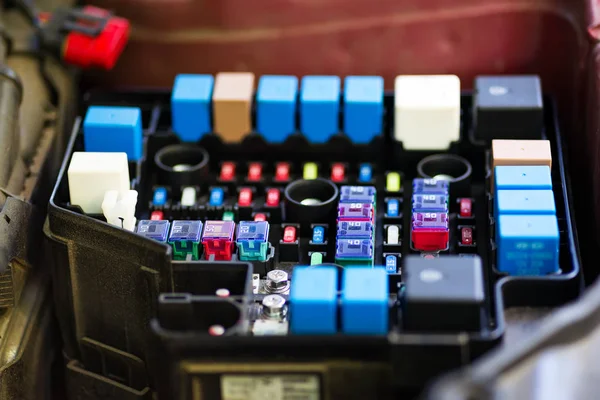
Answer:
410, 179, 451, 252
217, 161, 377, 184
334, 186, 377, 267
151, 186, 281, 209
137, 219, 271, 261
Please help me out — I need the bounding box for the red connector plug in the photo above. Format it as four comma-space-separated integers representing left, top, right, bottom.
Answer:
40, 6, 130, 70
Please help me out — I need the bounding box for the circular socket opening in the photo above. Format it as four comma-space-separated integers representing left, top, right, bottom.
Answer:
284, 178, 339, 207
155, 145, 209, 173
417, 154, 472, 183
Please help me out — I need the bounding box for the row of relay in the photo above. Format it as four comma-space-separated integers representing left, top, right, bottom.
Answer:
82, 74, 545, 162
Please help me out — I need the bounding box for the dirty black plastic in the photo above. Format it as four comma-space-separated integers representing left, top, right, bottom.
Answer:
44, 89, 581, 399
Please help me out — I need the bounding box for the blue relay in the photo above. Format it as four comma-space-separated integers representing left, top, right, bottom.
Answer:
337, 220, 373, 238
300, 76, 340, 143
256, 75, 298, 143
83, 106, 143, 161
494, 165, 552, 190
497, 214, 559, 275
343, 76, 384, 144
171, 74, 214, 142
495, 190, 556, 215
341, 268, 388, 334
136, 220, 170, 243
236, 221, 270, 261
339, 186, 376, 204
290, 266, 338, 334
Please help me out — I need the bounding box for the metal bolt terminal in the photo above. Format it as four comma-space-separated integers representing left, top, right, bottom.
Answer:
262, 294, 286, 318
265, 270, 290, 293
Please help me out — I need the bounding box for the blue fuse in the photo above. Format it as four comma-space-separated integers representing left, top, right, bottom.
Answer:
209, 187, 224, 207
386, 199, 400, 217
312, 226, 326, 244
136, 220, 170, 243
412, 178, 449, 195
256, 75, 298, 143
358, 163, 373, 182
236, 221, 270, 261
169, 220, 203, 260
385, 255, 397, 274
339, 186, 376, 204
337, 220, 373, 238
152, 187, 168, 206
412, 194, 449, 213
300, 76, 340, 143
343, 76, 384, 144
335, 239, 373, 268
171, 74, 214, 142
83, 106, 143, 161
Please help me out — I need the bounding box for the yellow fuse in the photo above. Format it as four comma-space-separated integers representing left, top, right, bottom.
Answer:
386, 172, 401, 192
303, 163, 318, 180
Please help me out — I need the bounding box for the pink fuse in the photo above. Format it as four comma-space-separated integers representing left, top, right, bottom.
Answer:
338, 202, 374, 221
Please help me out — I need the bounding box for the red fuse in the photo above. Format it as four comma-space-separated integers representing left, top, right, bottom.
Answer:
459, 198, 473, 218
411, 212, 449, 251
202, 221, 235, 261
238, 188, 253, 207
461, 227, 474, 246
331, 163, 345, 182
254, 213, 267, 222
266, 189, 280, 207
248, 163, 262, 181
275, 162, 290, 182
150, 210, 164, 221
220, 162, 236, 181
283, 226, 297, 243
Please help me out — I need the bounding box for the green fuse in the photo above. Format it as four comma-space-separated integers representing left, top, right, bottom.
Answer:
168, 220, 203, 260
222, 211, 235, 221
310, 252, 324, 265
236, 221, 270, 261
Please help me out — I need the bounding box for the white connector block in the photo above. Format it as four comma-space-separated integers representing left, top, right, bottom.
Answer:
394, 75, 460, 150
102, 190, 138, 231
67, 152, 130, 214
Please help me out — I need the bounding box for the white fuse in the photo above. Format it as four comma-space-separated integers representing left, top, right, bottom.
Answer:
181, 187, 197, 206
387, 225, 400, 245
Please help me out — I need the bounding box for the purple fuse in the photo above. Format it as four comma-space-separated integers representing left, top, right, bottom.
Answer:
335, 238, 373, 259
338, 202, 374, 221
337, 220, 373, 238
339, 186, 376, 204
411, 212, 449, 230
412, 179, 449, 195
